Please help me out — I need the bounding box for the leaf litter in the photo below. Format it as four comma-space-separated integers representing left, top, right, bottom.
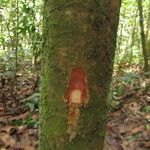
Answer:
0, 69, 150, 150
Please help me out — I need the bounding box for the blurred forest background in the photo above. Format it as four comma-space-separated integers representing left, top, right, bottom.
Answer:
0, 0, 150, 149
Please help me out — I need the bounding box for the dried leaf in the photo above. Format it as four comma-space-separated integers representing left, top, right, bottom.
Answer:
144, 141, 150, 148
130, 126, 144, 135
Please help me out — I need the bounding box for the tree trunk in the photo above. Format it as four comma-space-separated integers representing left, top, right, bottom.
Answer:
146, 7, 150, 65
137, 0, 150, 71
40, 1, 121, 150
15, 0, 19, 77
129, 8, 138, 66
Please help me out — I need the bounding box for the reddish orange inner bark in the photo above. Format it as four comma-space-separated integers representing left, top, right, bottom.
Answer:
64, 68, 87, 105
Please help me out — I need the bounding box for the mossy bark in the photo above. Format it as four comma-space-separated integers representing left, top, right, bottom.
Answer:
40, 0, 120, 150
146, 8, 150, 69
137, 0, 150, 71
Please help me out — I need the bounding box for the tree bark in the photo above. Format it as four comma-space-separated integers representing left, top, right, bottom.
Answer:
40, 0, 121, 150
146, 7, 150, 65
129, 8, 138, 66
137, 0, 150, 71
15, 0, 19, 76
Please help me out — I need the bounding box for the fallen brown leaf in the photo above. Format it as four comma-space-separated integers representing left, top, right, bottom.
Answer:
130, 126, 144, 135
0, 132, 15, 147
143, 114, 150, 120
144, 141, 150, 148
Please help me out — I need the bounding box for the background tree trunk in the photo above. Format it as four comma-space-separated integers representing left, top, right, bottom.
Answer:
15, 0, 19, 77
137, 0, 150, 71
129, 8, 138, 66
40, 1, 120, 150
146, 7, 150, 65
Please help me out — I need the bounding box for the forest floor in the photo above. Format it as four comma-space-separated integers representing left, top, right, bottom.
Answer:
0, 68, 150, 150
